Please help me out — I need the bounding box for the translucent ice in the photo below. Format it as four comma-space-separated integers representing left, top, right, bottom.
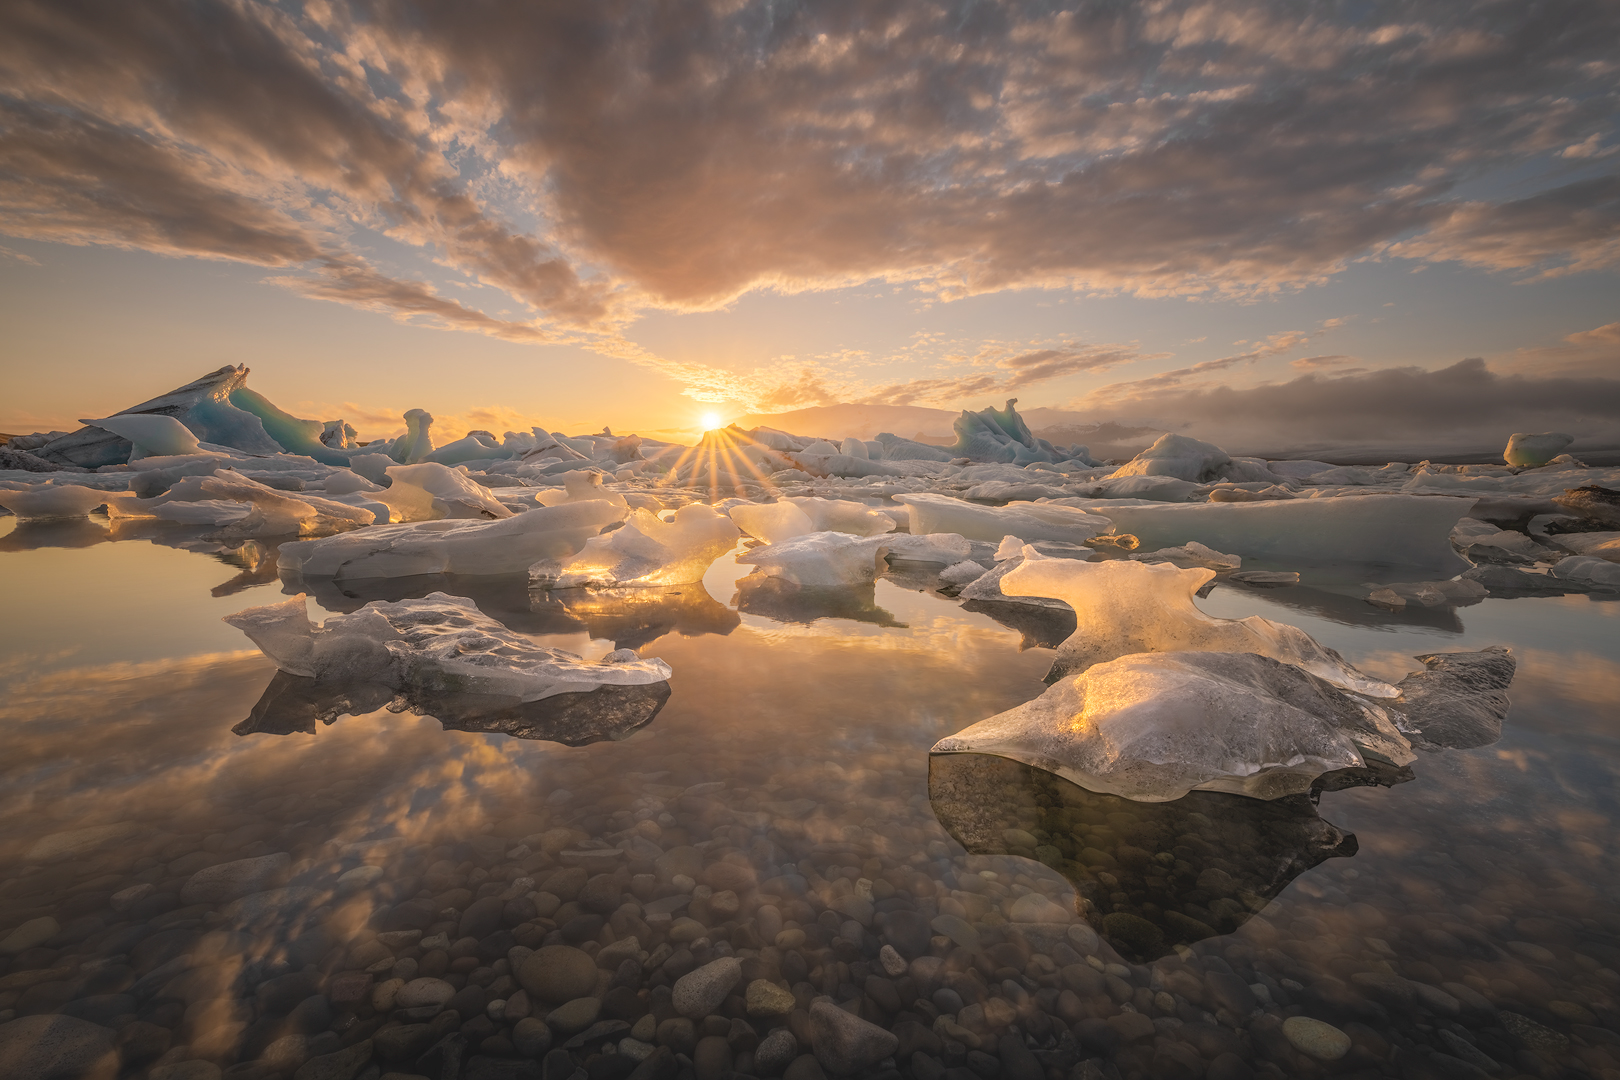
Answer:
1551, 555, 1620, 587
535, 470, 629, 510
932, 650, 1415, 802
81, 414, 204, 459
735, 530, 971, 588
0, 483, 113, 519
109, 472, 376, 536
277, 500, 625, 578
1504, 432, 1574, 467
532, 504, 739, 588
225, 592, 671, 700
1108, 434, 1231, 483
999, 549, 1397, 696
381, 463, 511, 520
729, 497, 896, 543
1071, 494, 1473, 574
1390, 647, 1516, 751
1129, 541, 1242, 570
894, 493, 1112, 544
387, 408, 435, 464
949, 399, 1094, 465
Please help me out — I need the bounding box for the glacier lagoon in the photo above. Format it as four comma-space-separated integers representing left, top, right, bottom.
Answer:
2, 372, 1620, 1080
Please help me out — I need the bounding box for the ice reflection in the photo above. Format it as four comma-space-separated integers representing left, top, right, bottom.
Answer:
929, 753, 1357, 961
236, 670, 672, 745
732, 572, 904, 627
546, 583, 741, 649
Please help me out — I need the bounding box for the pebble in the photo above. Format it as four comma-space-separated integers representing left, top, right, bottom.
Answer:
672, 957, 742, 1019
755, 1028, 800, 1076
0, 1014, 120, 1078
746, 979, 796, 1019
929, 913, 979, 950
0, 916, 59, 955
545, 996, 602, 1035
807, 1000, 899, 1074
878, 944, 907, 976
1008, 893, 1071, 923
1281, 1016, 1351, 1061
179, 852, 292, 903
395, 977, 456, 1009
513, 1016, 554, 1057
519, 945, 599, 1004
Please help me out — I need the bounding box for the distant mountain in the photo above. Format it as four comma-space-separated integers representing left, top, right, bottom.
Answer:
732, 402, 1166, 462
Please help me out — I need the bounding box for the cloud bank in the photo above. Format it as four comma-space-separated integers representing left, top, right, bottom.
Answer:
2, 0, 1617, 407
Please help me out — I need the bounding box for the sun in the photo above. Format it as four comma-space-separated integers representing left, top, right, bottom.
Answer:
700, 411, 723, 431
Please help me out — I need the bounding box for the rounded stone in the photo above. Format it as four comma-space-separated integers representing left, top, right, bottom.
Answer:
179, 852, 291, 904
746, 979, 796, 1019
1008, 893, 1072, 924
0, 916, 60, 955
545, 996, 602, 1036
879, 910, 931, 959
672, 956, 742, 1020
1282, 1016, 1351, 1061
755, 1028, 799, 1077
395, 977, 456, 1009
519, 945, 599, 1004
0, 1014, 119, 1080
514, 1016, 554, 1058
878, 945, 907, 977
693, 1034, 734, 1080
807, 1000, 898, 1075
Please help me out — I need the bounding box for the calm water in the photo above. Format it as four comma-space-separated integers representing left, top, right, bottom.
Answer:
1, 514, 1618, 1080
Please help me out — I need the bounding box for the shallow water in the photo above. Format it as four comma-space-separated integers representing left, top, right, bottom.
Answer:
1, 515, 1618, 1080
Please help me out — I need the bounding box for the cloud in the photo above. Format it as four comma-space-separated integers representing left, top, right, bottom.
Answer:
1290, 354, 1357, 370
858, 342, 1164, 407
1089, 324, 1336, 400
1075, 358, 1620, 456
1, 0, 1617, 403
1500, 320, 1620, 379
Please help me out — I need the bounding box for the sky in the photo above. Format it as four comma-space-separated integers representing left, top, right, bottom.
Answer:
1, 0, 1617, 448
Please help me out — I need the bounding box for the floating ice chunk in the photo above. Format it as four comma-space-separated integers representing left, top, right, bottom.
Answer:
226, 592, 671, 700
894, 493, 1111, 544
535, 470, 629, 510
932, 651, 1414, 802
1069, 495, 1472, 574
1109, 434, 1230, 483
533, 505, 739, 588
873, 433, 954, 462
1449, 517, 1547, 563
1552, 531, 1620, 561
729, 497, 896, 543
1000, 549, 1397, 696
839, 437, 869, 459
1266, 460, 1337, 479
1364, 578, 1487, 609
383, 463, 511, 520
1551, 555, 1620, 587
1389, 647, 1515, 751
1504, 432, 1574, 467
81, 414, 204, 459
735, 530, 970, 588
1208, 484, 1296, 503
1130, 541, 1241, 570
791, 451, 909, 478
1227, 570, 1301, 587
1301, 465, 1380, 486
1554, 485, 1620, 528
939, 560, 990, 586
1219, 457, 1284, 484
425, 430, 508, 466
1080, 475, 1208, 502
958, 541, 1093, 608
948, 399, 1093, 465
278, 499, 625, 578
319, 469, 381, 496
109, 472, 375, 536
388, 409, 435, 463
0, 483, 115, 519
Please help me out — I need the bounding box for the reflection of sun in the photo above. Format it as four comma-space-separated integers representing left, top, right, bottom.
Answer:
701, 411, 723, 431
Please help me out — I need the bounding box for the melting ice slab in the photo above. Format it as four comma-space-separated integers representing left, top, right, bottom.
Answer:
532, 504, 739, 588
277, 500, 624, 578
1000, 548, 1397, 696
933, 651, 1415, 802
225, 593, 671, 702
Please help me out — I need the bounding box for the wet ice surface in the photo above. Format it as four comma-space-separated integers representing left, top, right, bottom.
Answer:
1, 516, 1619, 1080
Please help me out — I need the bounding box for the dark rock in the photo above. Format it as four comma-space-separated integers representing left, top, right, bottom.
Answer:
461, 897, 508, 941
807, 1001, 898, 1075
0, 1013, 118, 1080
879, 911, 932, 960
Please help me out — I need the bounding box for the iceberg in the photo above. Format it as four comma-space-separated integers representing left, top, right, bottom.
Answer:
0, 483, 114, 520
1066, 494, 1473, 574
1000, 548, 1397, 695
535, 470, 629, 510
108, 471, 376, 536
735, 530, 972, 589
949, 399, 1094, 465
928, 752, 1357, 959
532, 504, 739, 588
1551, 555, 1620, 588
729, 497, 896, 543
1554, 485, 1620, 528
932, 650, 1415, 802
1108, 434, 1231, 483
277, 500, 624, 578
226, 592, 670, 694
1504, 432, 1574, 467
81, 414, 206, 459
894, 492, 1113, 544
380, 462, 512, 520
